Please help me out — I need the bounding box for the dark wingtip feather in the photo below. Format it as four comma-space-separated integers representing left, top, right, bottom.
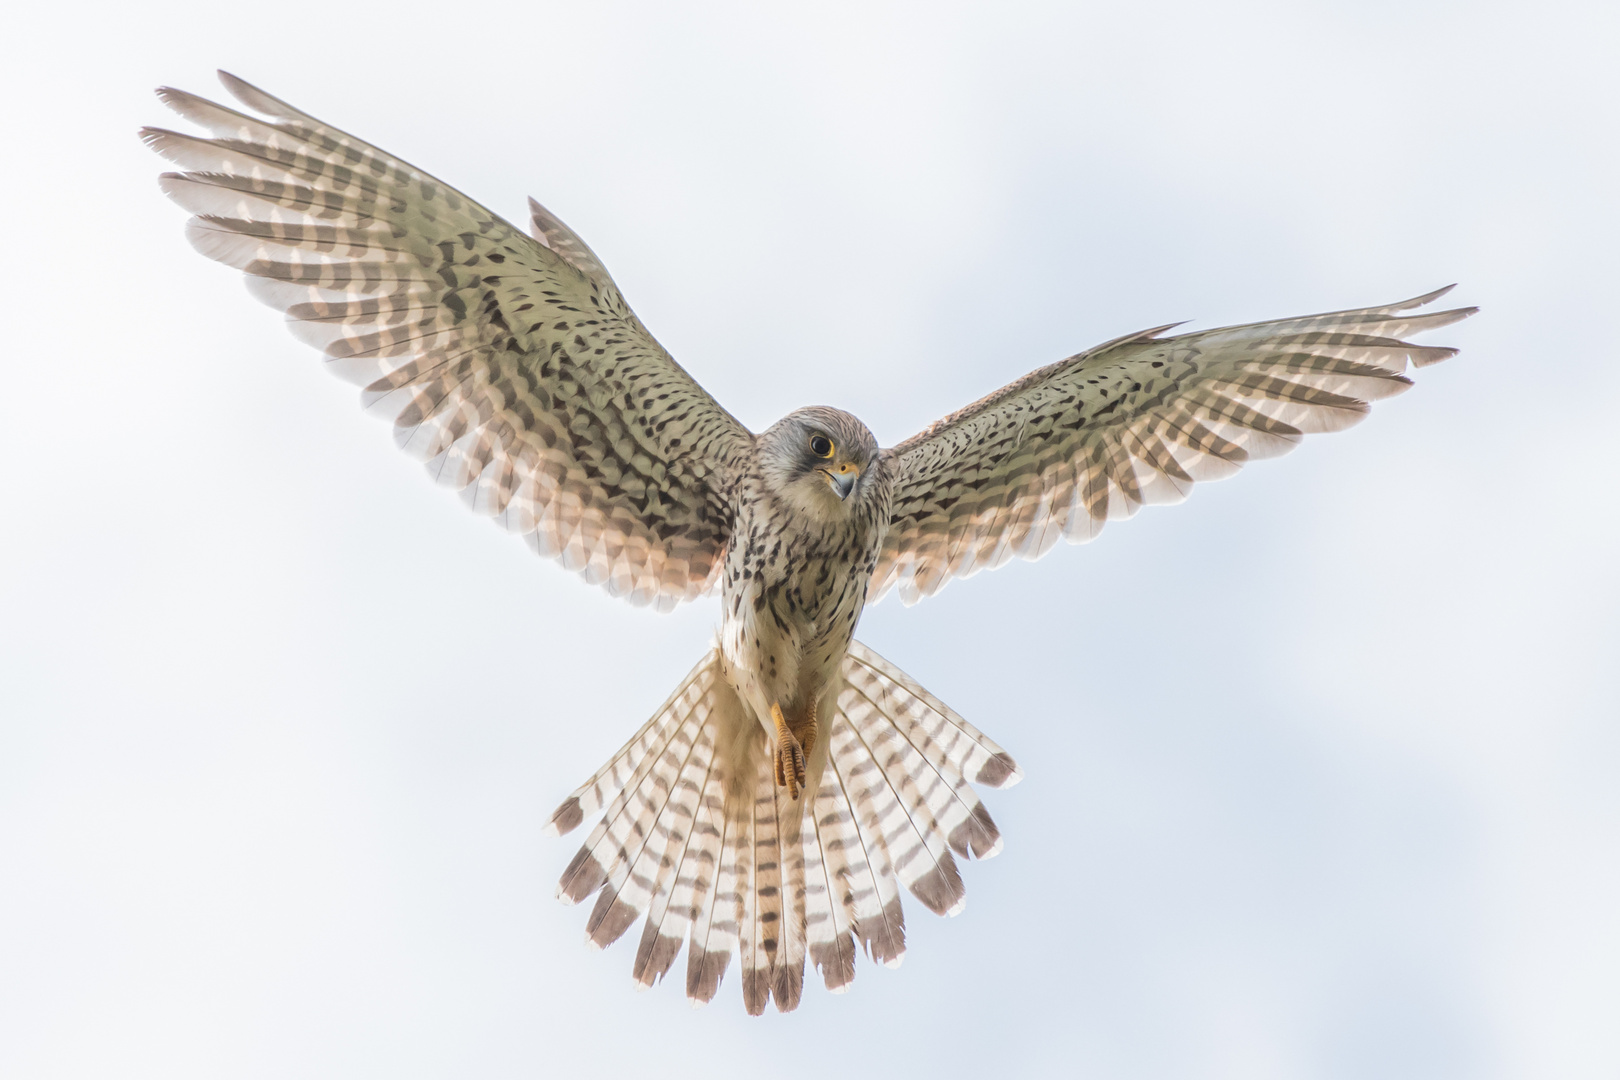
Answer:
1397, 283, 1457, 309
153, 85, 206, 116
1140, 320, 1193, 341
585, 893, 640, 949
1412, 345, 1461, 369
556, 847, 607, 905
216, 70, 309, 122
772, 963, 804, 1013
544, 795, 585, 837
857, 897, 907, 968
811, 937, 857, 992
632, 926, 683, 988
948, 802, 1003, 860
908, 854, 966, 917
742, 970, 770, 1016
976, 751, 1023, 788
686, 946, 729, 1005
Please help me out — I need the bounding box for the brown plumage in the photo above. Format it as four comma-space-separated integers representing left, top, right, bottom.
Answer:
147, 71, 1474, 1015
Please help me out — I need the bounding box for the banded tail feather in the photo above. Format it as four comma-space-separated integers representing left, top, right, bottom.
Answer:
548, 640, 1020, 1013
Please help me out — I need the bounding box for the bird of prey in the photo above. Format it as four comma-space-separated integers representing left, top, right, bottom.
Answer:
144, 72, 1475, 1015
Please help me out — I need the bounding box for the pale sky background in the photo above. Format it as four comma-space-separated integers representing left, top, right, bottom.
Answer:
2, 2, 1616, 1078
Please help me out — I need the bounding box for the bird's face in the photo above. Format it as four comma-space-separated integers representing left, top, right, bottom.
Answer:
758, 407, 879, 519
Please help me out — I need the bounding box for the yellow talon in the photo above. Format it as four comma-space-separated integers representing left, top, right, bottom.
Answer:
799, 700, 818, 769
769, 702, 806, 799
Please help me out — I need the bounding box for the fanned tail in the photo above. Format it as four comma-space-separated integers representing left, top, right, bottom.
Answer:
548, 640, 1019, 1013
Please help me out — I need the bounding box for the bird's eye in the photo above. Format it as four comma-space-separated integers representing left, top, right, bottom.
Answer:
810, 435, 834, 458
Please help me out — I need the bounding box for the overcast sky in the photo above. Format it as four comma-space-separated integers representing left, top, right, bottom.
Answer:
2, 2, 1616, 1078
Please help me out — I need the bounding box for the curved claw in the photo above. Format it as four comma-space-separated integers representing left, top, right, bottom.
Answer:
769, 702, 807, 800
776, 739, 805, 799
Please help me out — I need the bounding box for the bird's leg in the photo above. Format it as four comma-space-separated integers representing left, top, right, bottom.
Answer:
769, 702, 806, 800
795, 699, 818, 774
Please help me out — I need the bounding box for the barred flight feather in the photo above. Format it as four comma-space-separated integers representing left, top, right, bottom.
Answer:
549, 640, 1013, 1011
871, 286, 1476, 605
825, 729, 909, 970
147, 73, 754, 613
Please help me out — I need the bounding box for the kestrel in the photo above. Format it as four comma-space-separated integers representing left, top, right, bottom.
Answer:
145, 72, 1475, 1015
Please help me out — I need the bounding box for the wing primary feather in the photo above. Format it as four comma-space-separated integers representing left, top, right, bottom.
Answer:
147, 74, 751, 611
871, 289, 1473, 606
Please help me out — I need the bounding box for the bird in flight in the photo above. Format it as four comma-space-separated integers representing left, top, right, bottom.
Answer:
145, 72, 1475, 1015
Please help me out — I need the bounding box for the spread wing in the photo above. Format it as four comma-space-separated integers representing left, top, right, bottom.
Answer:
871, 287, 1476, 605
145, 72, 753, 611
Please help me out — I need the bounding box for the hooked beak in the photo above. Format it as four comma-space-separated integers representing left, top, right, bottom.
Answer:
821, 463, 860, 500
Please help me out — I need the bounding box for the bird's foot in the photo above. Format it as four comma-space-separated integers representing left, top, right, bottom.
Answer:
798, 701, 818, 772
770, 702, 806, 800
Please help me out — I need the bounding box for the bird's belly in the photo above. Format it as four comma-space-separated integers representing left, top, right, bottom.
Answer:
718, 562, 867, 736
719, 594, 793, 718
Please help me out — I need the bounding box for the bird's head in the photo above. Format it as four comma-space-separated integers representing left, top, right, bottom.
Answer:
757, 407, 879, 516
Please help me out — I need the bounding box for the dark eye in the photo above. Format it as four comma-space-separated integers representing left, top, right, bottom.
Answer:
810, 434, 834, 458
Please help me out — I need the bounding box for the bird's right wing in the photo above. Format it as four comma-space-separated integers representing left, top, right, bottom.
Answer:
871, 288, 1475, 605
145, 72, 754, 610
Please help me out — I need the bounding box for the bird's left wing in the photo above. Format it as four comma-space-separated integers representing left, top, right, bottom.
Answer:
145, 73, 753, 611
870, 287, 1475, 605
